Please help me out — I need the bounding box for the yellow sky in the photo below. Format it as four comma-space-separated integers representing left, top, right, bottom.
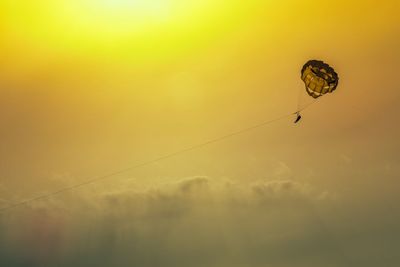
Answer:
0, 0, 398, 192
1, 1, 400, 266
0, 0, 399, 192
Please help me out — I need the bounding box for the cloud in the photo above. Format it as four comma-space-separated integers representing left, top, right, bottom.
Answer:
251, 180, 334, 202
271, 161, 293, 179
252, 179, 313, 198
0, 176, 398, 267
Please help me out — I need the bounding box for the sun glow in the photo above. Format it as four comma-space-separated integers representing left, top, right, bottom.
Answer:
61, 0, 221, 37
0, 0, 243, 64
74, 0, 173, 26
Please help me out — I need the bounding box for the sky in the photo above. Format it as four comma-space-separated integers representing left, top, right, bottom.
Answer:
0, 0, 400, 266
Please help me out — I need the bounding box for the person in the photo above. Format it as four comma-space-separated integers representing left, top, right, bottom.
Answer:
294, 112, 302, 123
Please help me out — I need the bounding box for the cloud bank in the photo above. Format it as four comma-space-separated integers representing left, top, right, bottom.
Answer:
0, 177, 399, 267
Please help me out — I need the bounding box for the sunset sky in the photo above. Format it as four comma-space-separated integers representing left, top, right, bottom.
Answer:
1, 1, 400, 266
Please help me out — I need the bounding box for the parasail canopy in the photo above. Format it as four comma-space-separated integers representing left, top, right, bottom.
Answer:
301, 60, 339, 98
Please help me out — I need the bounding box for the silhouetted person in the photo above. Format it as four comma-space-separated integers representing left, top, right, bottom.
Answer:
294, 113, 302, 123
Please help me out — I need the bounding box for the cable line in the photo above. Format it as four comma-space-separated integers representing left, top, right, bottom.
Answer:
0, 103, 318, 213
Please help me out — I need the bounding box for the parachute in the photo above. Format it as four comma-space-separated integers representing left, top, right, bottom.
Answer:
301, 60, 339, 99
295, 60, 339, 123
